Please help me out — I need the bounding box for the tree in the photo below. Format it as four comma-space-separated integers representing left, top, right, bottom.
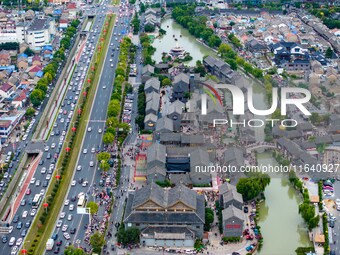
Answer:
64, 245, 86, 255
119, 122, 131, 134
236, 173, 270, 201
145, 24, 155, 32
25, 107, 35, 118
310, 112, 321, 125
103, 132, 115, 145
115, 67, 125, 77
30, 89, 44, 107
90, 232, 105, 253
24, 47, 34, 56
299, 202, 320, 230
325, 47, 333, 58
108, 99, 121, 117
97, 152, 110, 162
218, 43, 232, 56
106, 117, 119, 129
204, 207, 214, 231
87, 201, 99, 215
100, 160, 110, 171
194, 60, 206, 76
161, 77, 171, 87
117, 227, 140, 245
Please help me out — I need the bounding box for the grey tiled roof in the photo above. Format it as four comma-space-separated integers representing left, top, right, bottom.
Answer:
145, 77, 160, 91
141, 226, 195, 239
173, 73, 189, 84
147, 165, 167, 176
159, 133, 181, 142
142, 64, 155, 75
181, 134, 204, 144
167, 184, 197, 209
144, 113, 157, 123
222, 205, 244, 221
147, 143, 166, 164
190, 148, 210, 167
219, 182, 236, 196
168, 100, 185, 115
27, 18, 49, 31
222, 189, 243, 204
146, 91, 159, 103
315, 135, 333, 145
146, 98, 159, 112
132, 182, 166, 209
223, 147, 244, 167
156, 117, 173, 132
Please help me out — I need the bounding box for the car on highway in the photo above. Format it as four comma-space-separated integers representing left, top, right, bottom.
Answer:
10, 246, 18, 255
60, 212, 66, 219
2, 235, 7, 243
71, 180, 76, 186
87, 127, 92, 132
8, 226, 13, 233
30, 209, 37, 217
70, 228, 76, 234
62, 225, 68, 232
8, 237, 15, 246
82, 181, 88, 187
69, 204, 74, 211
22, 211, 28, 218
41, 167, 47, 174
15, 238, 22, 246
98, 128, 102, 133
64, 199, 70, 206
63, 233, 70, 240
21, 229, 27, 237
30, 178, 36, 184
91, 147, 95, 153
77, 165, 82, 171
25, 221, 31, 228
20, 199, 26, 206
90, 161, 94, 167
67, 214, 73, 221
16, 222, 22, 229
83, 148, 88, 154
25, 188, 31, 195
40, 189, 45, 195
46, 174, 51, 180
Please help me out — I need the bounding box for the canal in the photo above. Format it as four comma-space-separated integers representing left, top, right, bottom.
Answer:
152, 17, 216, 66
154, 16, 310, 254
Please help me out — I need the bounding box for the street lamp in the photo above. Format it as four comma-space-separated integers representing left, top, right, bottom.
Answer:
43, 195, 52, 213
21, 240, 30, 254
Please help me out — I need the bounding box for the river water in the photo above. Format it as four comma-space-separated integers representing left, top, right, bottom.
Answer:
154, 17, 310, 254
152, 17, 216, 66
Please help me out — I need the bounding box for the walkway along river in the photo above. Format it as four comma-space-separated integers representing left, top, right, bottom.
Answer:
153, 16, 311, 254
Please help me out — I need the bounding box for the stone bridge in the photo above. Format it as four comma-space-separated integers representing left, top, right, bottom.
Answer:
246, 142, 276, 154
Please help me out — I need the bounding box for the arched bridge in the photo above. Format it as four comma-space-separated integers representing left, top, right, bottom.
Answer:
246, 143, 276, 154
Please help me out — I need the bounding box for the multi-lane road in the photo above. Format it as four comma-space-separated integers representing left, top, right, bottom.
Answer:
0, 1, 126, 254
44, 1, 133, 254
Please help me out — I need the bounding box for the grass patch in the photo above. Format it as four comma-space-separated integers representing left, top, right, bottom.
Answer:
112, 0, 120, 5
24, 14, 116, 255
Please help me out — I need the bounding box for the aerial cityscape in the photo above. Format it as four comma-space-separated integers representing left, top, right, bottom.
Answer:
0, 0, 338, 254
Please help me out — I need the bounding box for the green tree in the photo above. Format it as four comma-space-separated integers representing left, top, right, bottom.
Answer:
87, 201, 99, 215
236, 174, 270, 201
204, 207, 214, 231
106, 117, 119, 129
118, 122, 131, 134
23, 47, 34, 56
299, 202, 320, 230
218, 43, 232, 56
103, 132, 115, 145
194, 60, 206, 76
161, 77, 171, 87
90, 232, 105, 253
145, 24, 155, 32
310, 112, 320, 125
64, 245, 86, 255
30, 89, 44, 107
325, 47, 334, 58
108, 99, 121, 117
25, 107, 36, 118
115, 67, 125, 77
99, 160, 110, 171
97, 152, 111, 162
117, 227, 140, 245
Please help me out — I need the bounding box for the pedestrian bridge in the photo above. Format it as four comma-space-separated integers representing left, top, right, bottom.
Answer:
325, 146, 340, 153
246, 143, 276, 154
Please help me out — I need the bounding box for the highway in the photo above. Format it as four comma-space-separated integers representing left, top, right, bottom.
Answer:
0, 2, 114, 255
45, 0, 133, 253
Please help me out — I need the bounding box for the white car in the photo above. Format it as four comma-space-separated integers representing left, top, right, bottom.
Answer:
83, 149, 88, 154
71, 180, 76, 186
51, 143, 56, 149
69, 204, 74, 211
46, 174, 51, 180
41, 167, 46, 174
87, 126, 92, 132
91, 147, 95, 153
89, 161, 94, 167
62, 225, 68, 232
336, 198, 340, 206
63, 232, 70, 240
60, 212, 66, 219
44, 146, 49, 151
22, 211, 28, 218
77, 165, 82, 171
56, 220, 62, 228
30, 209, 37, 217
98, 129, 102, 133
64, 199, 70, 206
16, 238, 23, 246
11, 246, 18, 255
40, 189, 45, 196
67, 214, 73, 221
30, 177, 36, 184
8, 226, 13, 233
82, 181, 88, 187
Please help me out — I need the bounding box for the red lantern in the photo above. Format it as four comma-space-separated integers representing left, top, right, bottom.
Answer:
72, 127, 76, 132
101, 37, 104, 41
56, 175, 61, 180
21, 249, 27, 254
106, 22, 108, 26
77, 109, 82, 115
87, 79, 91, 83
43, 203, 48, 208
65, 147, 70, 153
91, 66, 95, 71
83, 91, 87, 97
